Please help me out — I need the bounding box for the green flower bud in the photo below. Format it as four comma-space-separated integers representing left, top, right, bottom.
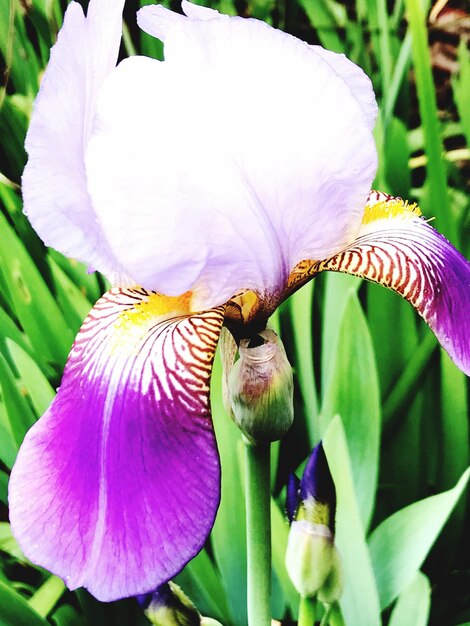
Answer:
227, 329, 294, 443
317, 545, 343, 604
285, 520, 335, 598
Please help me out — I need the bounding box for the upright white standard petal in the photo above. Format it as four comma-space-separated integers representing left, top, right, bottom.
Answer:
86, 5, 377, 311
22, 0, 129, 283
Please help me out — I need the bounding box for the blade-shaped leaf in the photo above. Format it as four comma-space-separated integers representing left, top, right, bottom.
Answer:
369, 467, 470, 609
0, 522, 26, 561
6, 340, 55, 415
0, 352, 36, 447
175, 549, 231, 623
0, 212, 73, 368
271, 498, 299, 617
0, 581, 50, 626
0, 396, 18, 468
28, 576, 66, 619
210, 350, 246, 626
321, 292, 381, 530
388, 571, 431, 626
287, 280, 318, 444
323, 415, 381, 626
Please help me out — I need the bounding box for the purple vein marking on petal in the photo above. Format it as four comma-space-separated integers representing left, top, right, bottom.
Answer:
315, 213, 470, 375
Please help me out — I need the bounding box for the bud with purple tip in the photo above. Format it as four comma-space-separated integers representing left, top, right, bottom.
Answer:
285, 443, 343, 602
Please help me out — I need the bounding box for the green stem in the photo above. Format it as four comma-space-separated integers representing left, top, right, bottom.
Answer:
298, 595, 316, 626
244, 440, 271, 626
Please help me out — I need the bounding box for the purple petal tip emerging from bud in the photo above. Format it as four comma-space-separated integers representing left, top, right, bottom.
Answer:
286, 473, 301, 523
300, 443, 336, 525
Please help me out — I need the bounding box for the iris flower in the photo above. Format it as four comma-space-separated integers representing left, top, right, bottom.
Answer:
9, 0, 469, 603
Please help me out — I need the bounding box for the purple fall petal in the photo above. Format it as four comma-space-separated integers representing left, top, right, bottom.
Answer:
9, 288, 225, 601
299, 192, 470, 375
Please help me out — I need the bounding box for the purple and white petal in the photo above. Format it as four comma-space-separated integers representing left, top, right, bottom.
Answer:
22, 0, 129, 283
291, 192, 470, 375
309, 46, 378, 130
9, 289, 225, 601
86, 5, 377, 310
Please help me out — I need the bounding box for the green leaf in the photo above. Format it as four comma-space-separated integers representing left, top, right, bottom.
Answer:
0, 523, 26, 561
388, 571, 431, 626
404, 0, 455, 244
380, 390, 426, 515
323, 415, 381, 626
48, 250, 102, 305
321, 293, 381, 530
0, 1, 40, 95
51, 605, 87, 626
6, 340, 55, 415
369, 467, 470, 609
0, 305, 35, 365
0, 182, 49, 280
0, 351, 36, 447
0, 97, 29, 180
321, 273, 360, 391
0, 396, 18, 468
48, 258, 92, 335
287, 280, 318, 444
0, 580, 50, 626
210, 351, 246, 626
366, 282, 418, 400
0, 470, 8, 505
270, 499, 299, 617
434, 351, 469, 567
28, 576, 66, 619
0, 211, 73, 368
383, 117, 411, 200
296, 0, 346, 53
453, 41, 470, 151
175, 549, 231, 623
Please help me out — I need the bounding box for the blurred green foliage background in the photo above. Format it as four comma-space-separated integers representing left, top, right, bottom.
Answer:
0, 0, 469, 624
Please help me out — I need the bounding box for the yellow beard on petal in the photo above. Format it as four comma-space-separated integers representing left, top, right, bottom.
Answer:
362, 198, 422, 226
108, 289, 193, 356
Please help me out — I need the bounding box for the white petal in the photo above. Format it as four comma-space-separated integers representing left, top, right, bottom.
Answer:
310, 46, 378, 130
181, 0, 221, 20
22, 0, 129, 283
137, 1, 222, 42
136, 5, 186, 42
87, 11, 377, 309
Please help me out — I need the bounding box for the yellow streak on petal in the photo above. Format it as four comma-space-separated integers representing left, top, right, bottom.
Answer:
109, 290, 193, 356
362, 198, 422, 226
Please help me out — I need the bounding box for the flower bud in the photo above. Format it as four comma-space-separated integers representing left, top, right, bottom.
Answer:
141, 582, 200, 626
228, 329, 294, 443
285, 443, 342, 602
285, 520, 335, 597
